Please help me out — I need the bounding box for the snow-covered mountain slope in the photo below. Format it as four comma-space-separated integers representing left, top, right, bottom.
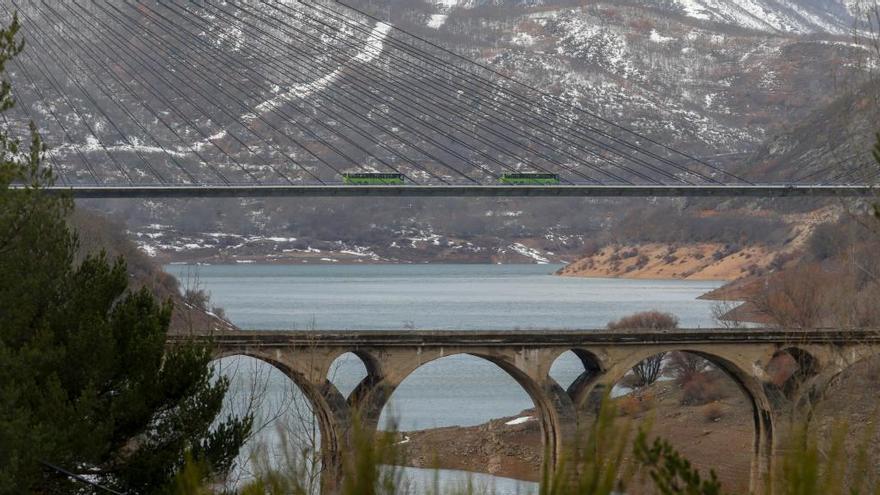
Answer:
407, 0, 874, 157
657, 0, 858, 34
433, 0, 863, 35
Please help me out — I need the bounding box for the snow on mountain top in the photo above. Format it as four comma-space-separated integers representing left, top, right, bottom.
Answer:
669, 0, 855, 34
435, 0, 860, 35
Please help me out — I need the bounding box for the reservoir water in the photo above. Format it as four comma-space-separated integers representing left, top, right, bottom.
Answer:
166, 263, 723, 492
166, 263, 722, 331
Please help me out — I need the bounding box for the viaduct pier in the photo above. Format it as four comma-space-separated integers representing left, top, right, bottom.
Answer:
170, 328, 880, 493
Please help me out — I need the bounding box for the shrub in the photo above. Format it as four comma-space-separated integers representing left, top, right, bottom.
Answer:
634, 431, 726, 495
184, 287, 210, 311
702, 403, 724, 422
617, 395, 642, 417
808, 222, 848, 261
608, 312, 679, 388
668, 352, 708, 384
681, 373, 725, 406
608, 311, 679, 331
618, 391, 655, 417
631, 354, 666, 388
620, 248, 639, 259
750, 263, 831, 328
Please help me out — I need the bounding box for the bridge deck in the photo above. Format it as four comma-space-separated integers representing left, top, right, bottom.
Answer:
171, 328, 880, 347
33, 184, 879, 198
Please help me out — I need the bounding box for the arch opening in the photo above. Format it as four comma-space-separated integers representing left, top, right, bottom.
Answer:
590, 350, 759, 493
376, 353, 544, 492
550, 349, 603, 397
327, 351, 369, 399
768, 347, 819, 399
212, 354, 324, 493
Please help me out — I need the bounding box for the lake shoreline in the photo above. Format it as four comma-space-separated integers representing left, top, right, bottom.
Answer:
392, 374, 754, 491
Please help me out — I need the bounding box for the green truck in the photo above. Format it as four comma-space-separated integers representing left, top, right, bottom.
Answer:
499, 173, 561, 185
342, 173, 405, 185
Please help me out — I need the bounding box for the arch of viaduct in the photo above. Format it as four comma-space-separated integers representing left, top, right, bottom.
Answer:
172, 329, 880, 494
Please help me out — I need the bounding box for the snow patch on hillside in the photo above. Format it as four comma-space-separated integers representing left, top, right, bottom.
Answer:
556, 14, 641, 80
427, 14, 448, 29
505, 416, 535, 426
509, 243, 550, 263
649, 29, 675, 43
670, 0, 855, 34
250, 23, 391, 119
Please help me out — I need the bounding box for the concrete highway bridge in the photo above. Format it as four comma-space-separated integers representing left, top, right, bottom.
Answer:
170, 328, 880, 493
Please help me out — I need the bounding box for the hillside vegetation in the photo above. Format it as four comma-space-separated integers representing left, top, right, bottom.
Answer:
71, 208, 235, 334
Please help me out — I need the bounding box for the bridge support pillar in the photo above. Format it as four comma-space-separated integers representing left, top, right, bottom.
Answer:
200, 331, 880, 495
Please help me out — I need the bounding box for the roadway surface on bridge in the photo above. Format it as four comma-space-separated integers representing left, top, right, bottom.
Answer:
34, 184, 880, 199
172, 328, 880, 346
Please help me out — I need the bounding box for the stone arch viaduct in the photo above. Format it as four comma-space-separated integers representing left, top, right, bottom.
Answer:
171, 328, 880, 493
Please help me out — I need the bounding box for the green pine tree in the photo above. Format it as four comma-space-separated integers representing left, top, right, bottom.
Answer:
0, 14, 250, 494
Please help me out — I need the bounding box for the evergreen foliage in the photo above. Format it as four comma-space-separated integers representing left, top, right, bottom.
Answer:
0, 15, 250, 494
633, 430, 726, 495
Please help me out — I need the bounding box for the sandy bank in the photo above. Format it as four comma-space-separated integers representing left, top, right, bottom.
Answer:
556, 242, 774, 281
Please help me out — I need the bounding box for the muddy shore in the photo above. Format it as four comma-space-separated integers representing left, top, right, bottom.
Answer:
393, 374, 753, 492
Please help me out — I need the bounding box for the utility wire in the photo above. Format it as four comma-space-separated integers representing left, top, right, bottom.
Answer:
45, 0, 233, 185
13, 2, 168, 185
90, 2, 302, 185
7, 0, 133, 185
198, 0, 502, 182
289, 0, 692, 184
133, 0, 437, 184
37, 0, 221, 184
161, 0, 476, 183
29, 1, 200, 185
219, 0, 605, 185
1, 10, 101, 184
123, 0, 434, 184
2, 88, 71, 185
40, 461, 124, 495
277, 0, 686, 184
13, 0, 763, 187
329, 0, 752, 185
205, 0, 521, 182
61, 0, 262, 185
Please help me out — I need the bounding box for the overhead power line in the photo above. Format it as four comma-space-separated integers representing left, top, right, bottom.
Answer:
3, 1, 837, 188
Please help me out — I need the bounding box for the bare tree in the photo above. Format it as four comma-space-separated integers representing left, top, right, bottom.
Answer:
609, 311, 679, 388
710, 300, 746, 329
214, 355, 302, 490
749, 264, 830, 329
631, 353, 667, 388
